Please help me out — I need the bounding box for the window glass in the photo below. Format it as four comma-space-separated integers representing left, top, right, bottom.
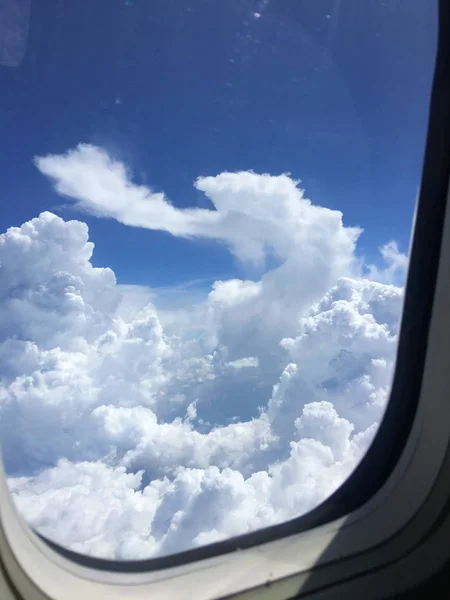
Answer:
0, 0, 436, 560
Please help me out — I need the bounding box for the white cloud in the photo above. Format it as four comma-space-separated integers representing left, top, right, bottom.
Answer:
35, 144, 361, 266
367, 241, 409, 285
227, 357, 259, 369
1, 147, 408, 559
35, 144, 366, 364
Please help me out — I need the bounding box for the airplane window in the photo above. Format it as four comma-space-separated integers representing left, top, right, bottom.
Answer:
0, 0, 437, 562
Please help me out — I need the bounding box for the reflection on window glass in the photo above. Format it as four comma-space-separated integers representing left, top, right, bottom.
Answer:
0, 0, 436, 560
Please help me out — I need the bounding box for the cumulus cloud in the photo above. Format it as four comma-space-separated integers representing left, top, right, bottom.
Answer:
1, 147, 408, 560
35, 144, 361, 265
34, 145, 370, 369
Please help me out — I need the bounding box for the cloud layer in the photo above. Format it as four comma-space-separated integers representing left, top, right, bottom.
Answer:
1, 146, 407, 560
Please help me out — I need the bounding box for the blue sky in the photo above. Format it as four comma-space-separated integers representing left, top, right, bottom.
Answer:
0, 0, 436, 288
